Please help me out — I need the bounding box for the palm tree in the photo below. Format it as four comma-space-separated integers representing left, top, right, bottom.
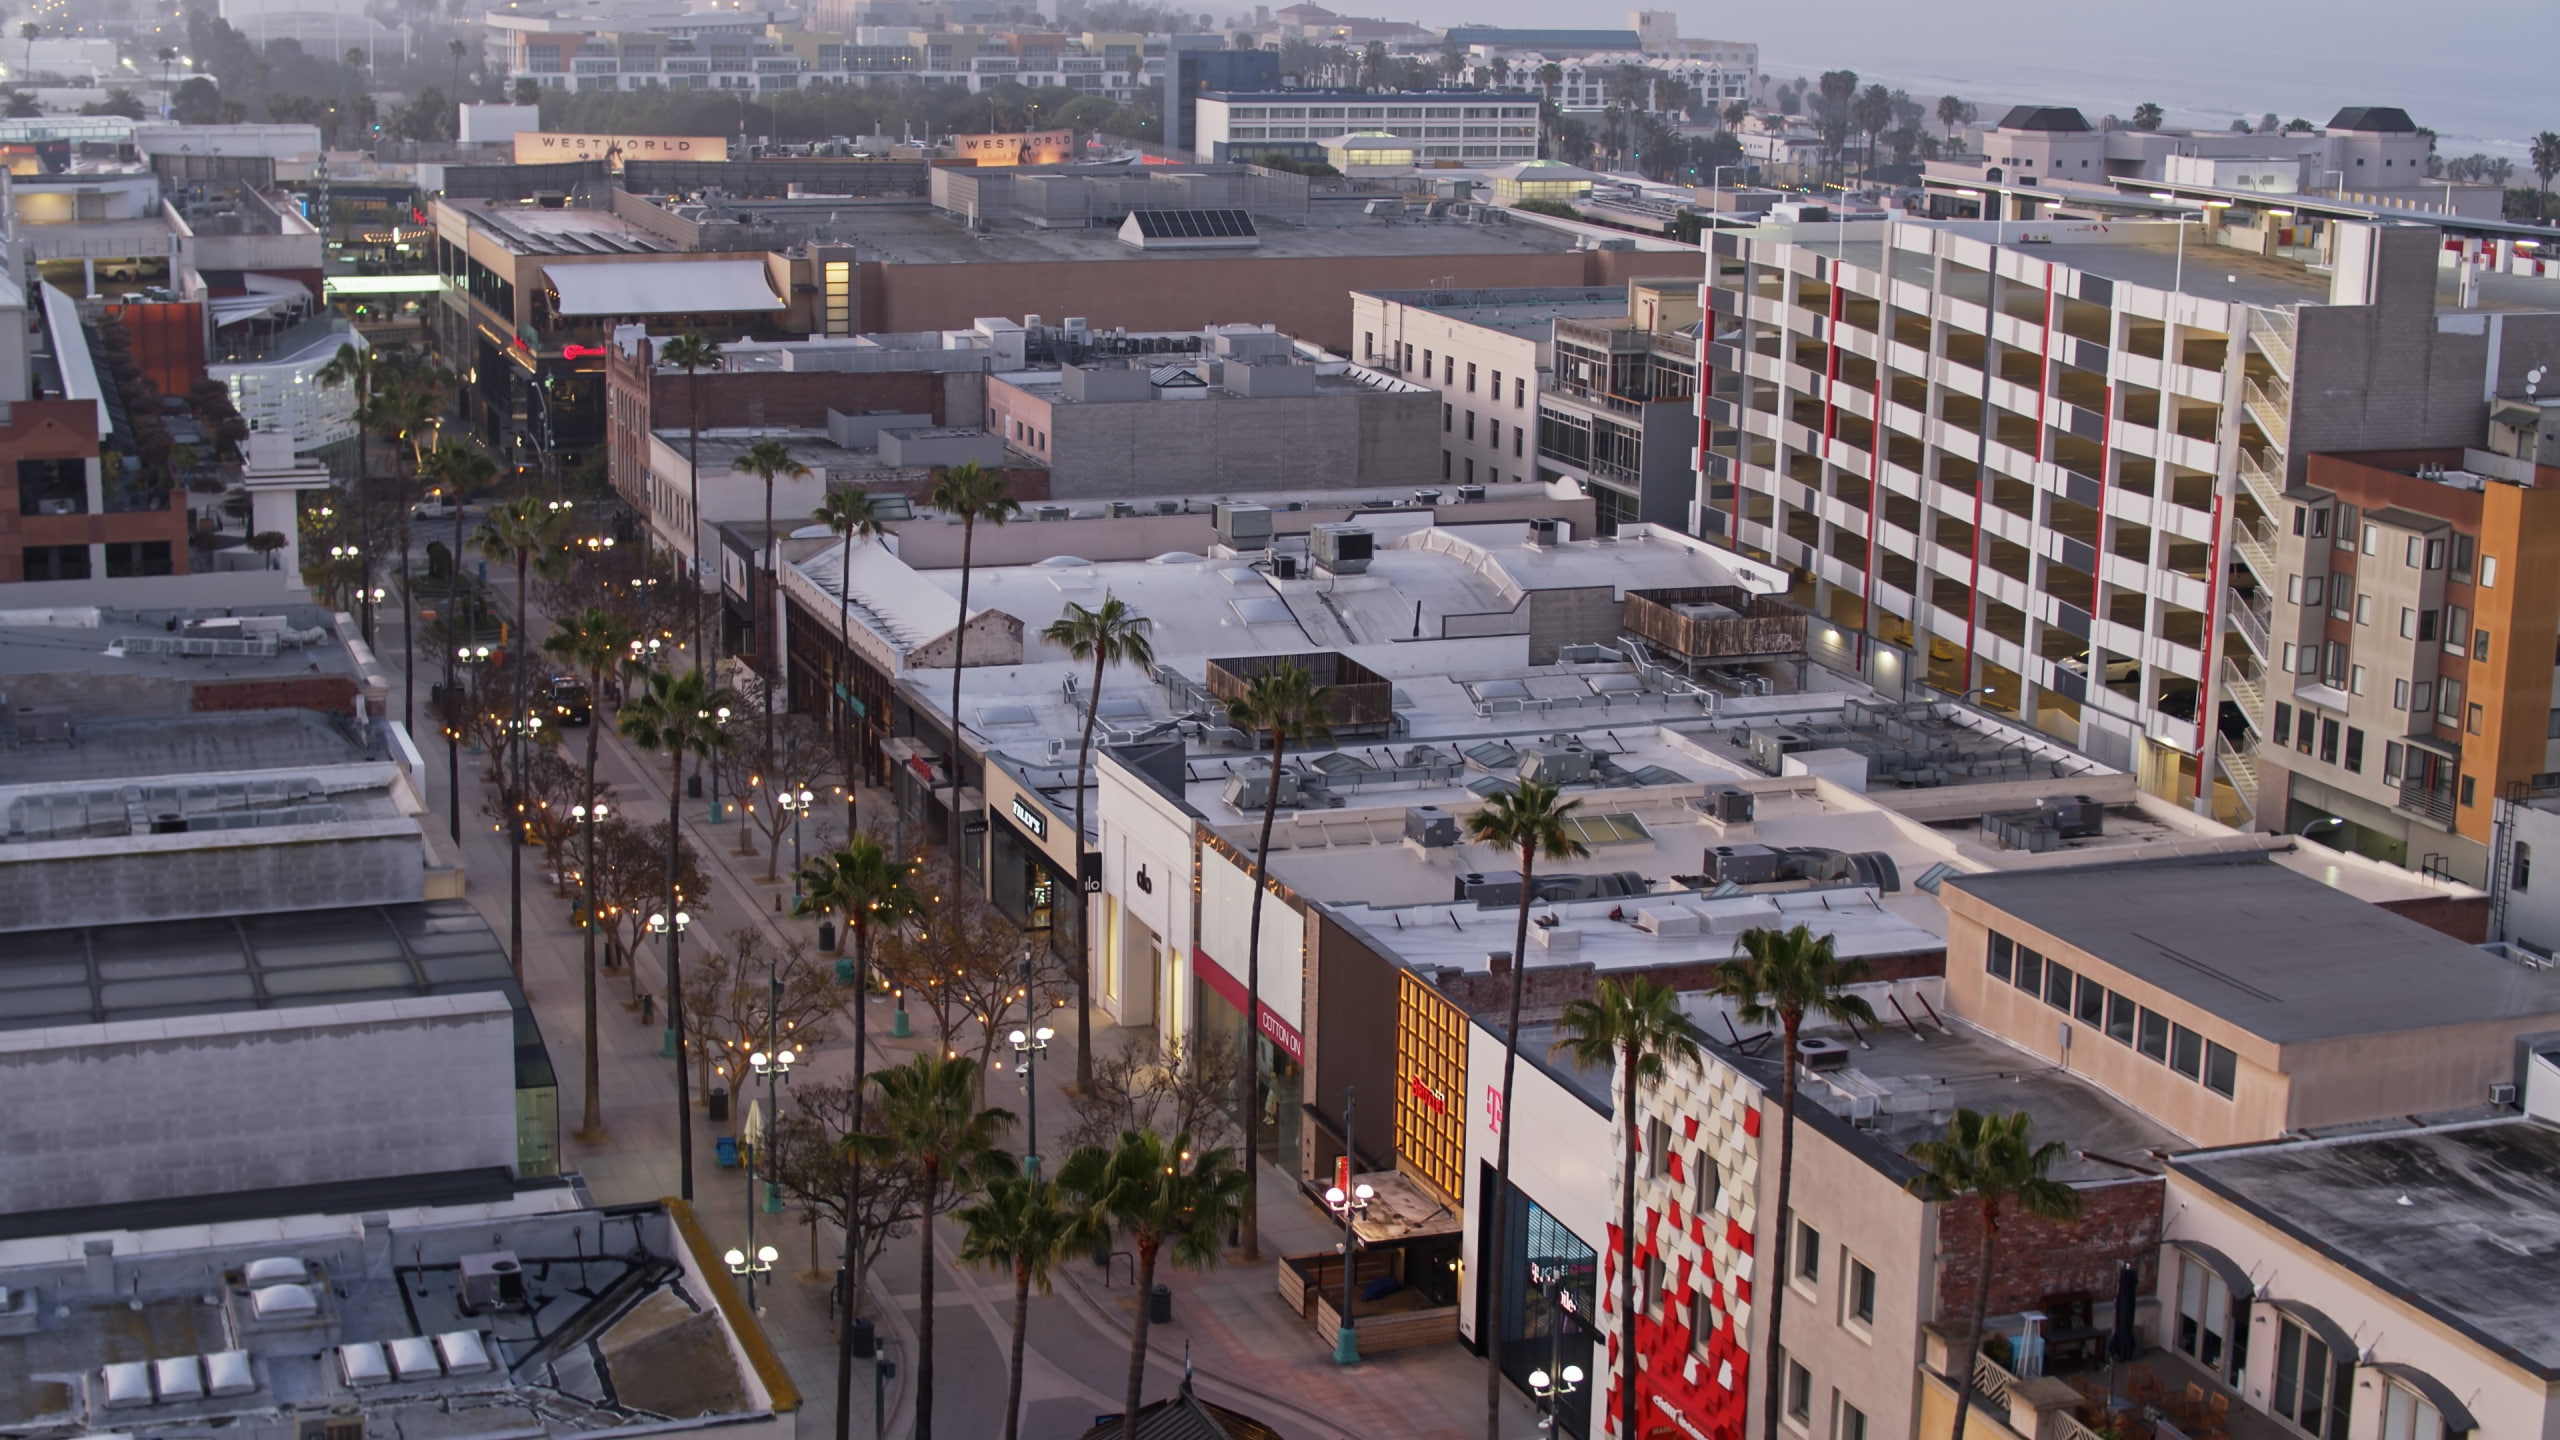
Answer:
1711, 924, 1877, 1440
20, 24, 37, 80
1464, 779, 1589, 1438
616, 664, 740, 1201
1218, 663, 1333, 1261
422, 440, 495, 842
368, 374, 443, 741
449, 36, 467, 97
2532, 131, 2560, 220
1058, 1130, 1248, 1428
923, 462, 1020, 860
1553, 976, 1700, 1439
956, 1176, 1082, 1440
1039, 595, 1154, 1091
729, 436, 808, 760
315, 342, 378, 641
542, 605, 637, 1144
850, 1054, 1014, 1440
657, 333, 721, 675
1905, 1109, 2083, 1440
811, 485, 888, 833
1937, 94, 1970, 150
1536, 61, 1562, 105
472, 495, 571, 979
794, 837, 918, 1440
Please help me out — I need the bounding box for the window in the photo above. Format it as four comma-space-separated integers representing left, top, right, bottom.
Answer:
2518, 841, 2533, 893
2333, 503, 2359, 547
2014, 944, 2044, 996
1845, 1258, 1877, 1327
1645, 1253, 1665, 1312
2170, 1023, 2204, 1079
2481, 554, 2499, 587
2474, 627, 2491, 661
16, 458, 86, 516
2385, 741, 2405, 785
1488, 419, 1499, 448
1688, 1287, 1713, 1352
2271, 1314, 2355, 1439
1838, 1401, 1868, 1440
2324, 641, 2347, 686
20, 543, 89, 580
1491, 368, 1502, 397
2272, 703, 2293, 746
1793, 1218, 1821, 1287
2138, 1008, 2170, 1062
1466, 410, 1476, 439
2345, 728, 2364, 774
2452, 532, 2475, 578
1988, 932, 2014, 981
2412, 681, 2433, 712
2174, 1251, 2244, 1382
2281, 643, 2297, 673
2075, 974, 2106, 1026
2365, 523, 2382, 555
1515, 377, 1526, 407
2319, 718, 2340, 765
2382, 1382, 2445, 1440
2106, 990, 2137, 1045
2463, 775, 2478, 807
1362, 330, 1374, 359
1443, 403, 1453, 432
2469, 703, 2484, 735
1784, 1358, 1813, 1424
2441, 605, 2468, 654
2351, 665, 2367, 695
2427, 536, 2447, 569
2204, 1040, 2238, 1096
2331, 587, 2353, 622
1646, 1115, 1671, 1177
2395, 679, 2411, 709
2355, 594, 2372, 625
1423, 347, 1433, 375
2399, 607, 2417, 639
1444, 355, 1455, 384
2437, 677, 2463, 722
1467, 361, 1477, 393
1694, 1150, 1720, 1216
2044, 959, 2075, 1010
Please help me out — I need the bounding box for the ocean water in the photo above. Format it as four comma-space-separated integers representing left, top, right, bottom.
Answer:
1411, 0, 2555, 159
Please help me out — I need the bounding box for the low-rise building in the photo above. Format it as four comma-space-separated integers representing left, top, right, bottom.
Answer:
1351, 283, 1638, 492
1190, 89, 1542, 167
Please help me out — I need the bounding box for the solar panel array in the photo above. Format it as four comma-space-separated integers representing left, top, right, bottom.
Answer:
1127, 208, 1257, 240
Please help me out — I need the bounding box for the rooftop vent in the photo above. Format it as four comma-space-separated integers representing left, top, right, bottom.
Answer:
1404, 805, 1459, 848
1797, 1036, 1852, 1072
1526, 517, 1565, 547
1212, 501, 1273, 551
1309, 523, 1373, 575
458, 1251, 524, 1313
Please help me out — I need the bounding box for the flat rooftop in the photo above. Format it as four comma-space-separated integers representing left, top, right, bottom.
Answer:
813, 199, 1664, 266
0, 708, 382, 786
444, 202, 676, 256
0, 603, 361, 686
653, 424, 972, 477
2174, 1119, 2560, 1375
1944, 854, 2560, 1044
0, 1199, 787, 1436
1354, 284, 1641, 337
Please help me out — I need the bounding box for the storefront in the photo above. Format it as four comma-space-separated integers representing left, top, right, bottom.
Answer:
1462, 1014, 1612, 1439
1195, 836, 1307, 1167
1095, 743, 1200, 1038
980, 760, 1083, 963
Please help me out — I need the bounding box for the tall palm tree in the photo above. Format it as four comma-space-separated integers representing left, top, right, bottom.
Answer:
794, 836, 919, 1440
1057, 1130, 1248, 1428
1038, 594, 1155, 1091
1465, 779, 1589, 1438
657, 333, 721, 675
923, 462, 1019, 861
811, 485, 888, 834
1711, 924, 1877, 1440
543, 605, 637, 1144
616, 664, 740, 1201
449, 36, 466, 97
2532, 131, 2560, 221
472, 495, 571, 979
729, 436, 807, 760
956, 1176, 1082, 1440
1553, 976, 1700, 1440
849, 1054, 1014, 1440
1905, 1109, 2082, 1440
369, 374, 443, 741
315, 342, 378, 641
421, 440, 494, 843
1218, 663, 1333, 1262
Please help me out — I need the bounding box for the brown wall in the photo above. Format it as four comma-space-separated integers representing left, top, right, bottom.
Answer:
862, 249, 1703, 353
192, 676, 362, 714
1931, 1176, 2162, 1322
0, 399, 187, 584
2379, 890, 2490, 942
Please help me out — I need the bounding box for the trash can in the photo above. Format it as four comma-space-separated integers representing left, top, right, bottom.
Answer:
818, 920, 838, 953
687, 774, 703, 798
849, 1314, 875, 1359
1149, 1284, 1172, 1325
708, 1086, 730, 1124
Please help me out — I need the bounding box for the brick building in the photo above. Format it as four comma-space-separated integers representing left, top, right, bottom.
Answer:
0, 283, 191, 585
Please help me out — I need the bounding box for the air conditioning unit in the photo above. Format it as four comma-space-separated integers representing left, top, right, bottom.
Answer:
2491, 1081, 2519, 1106
1704, 786, 1755, 824
1272, 553, 1299, 580
1796, 1036, 1851, 1072
1403, 805, 1458, 848
1702, 843, 1783, 886
458, 1252, 524, 1313
1220, 764, 1299, 811
1526, 517, 1565, 547
1309, 523, 1373, 575
1517, 744, 1594, 785
1455, 483, 1486, 503
1212, 501, 1273, 551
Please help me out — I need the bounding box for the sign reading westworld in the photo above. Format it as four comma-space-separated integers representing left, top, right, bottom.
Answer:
512, 132, 728, 169
951, 128, 1075, 166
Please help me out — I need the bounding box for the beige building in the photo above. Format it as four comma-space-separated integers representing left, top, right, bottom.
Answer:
1939, 855, 2560, 1147
1349, 284, 1634, 490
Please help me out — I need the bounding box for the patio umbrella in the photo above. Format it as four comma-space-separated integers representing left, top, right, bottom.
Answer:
2106, 1260, 2141, 1405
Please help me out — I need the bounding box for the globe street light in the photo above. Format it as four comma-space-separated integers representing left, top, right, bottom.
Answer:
1006, 1024, 1054, 1176
1527, 1362, 1584, 1434
1322, 1084, 1371, 1366
740, 1039, 792, 1307
777, 785, 816, 895
698, 705, 732, 823
647, 910, 690, 1056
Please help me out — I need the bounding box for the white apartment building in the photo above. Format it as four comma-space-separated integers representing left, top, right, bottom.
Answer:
1701, 211, 2560, 820
1193, 90, 1539, 165
1350, 285, 1634, 489
1541, 49, 1754, 113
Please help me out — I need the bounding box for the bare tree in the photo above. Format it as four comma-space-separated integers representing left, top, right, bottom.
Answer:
682, 925, 847, 1104
769, 1077, 927, 1297
590, 817, 710, 985
874, 857, 1067, 1083
1062, 1033, 1241, 1155
715, 711, 847, 882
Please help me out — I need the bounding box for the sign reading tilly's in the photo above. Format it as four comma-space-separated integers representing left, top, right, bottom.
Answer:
513, 132, 729, 169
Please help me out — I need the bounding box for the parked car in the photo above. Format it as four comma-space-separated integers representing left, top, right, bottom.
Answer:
548, 677, 593, 726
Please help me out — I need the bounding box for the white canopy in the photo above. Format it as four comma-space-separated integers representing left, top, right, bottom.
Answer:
546, 259, 783, 317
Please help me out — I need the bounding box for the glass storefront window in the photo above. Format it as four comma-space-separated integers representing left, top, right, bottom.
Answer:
1500, 1194, 1597, 1440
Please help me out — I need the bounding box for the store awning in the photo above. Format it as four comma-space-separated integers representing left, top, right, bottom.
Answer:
546, 259, 782, 318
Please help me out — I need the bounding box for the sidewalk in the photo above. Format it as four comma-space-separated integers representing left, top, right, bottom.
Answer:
396, 570, 1551, 1440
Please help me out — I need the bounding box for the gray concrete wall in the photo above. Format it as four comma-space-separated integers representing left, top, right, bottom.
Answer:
1524, 584, 1621, 664
0, 994, 519, 1214
0, 821, 428, 932
1046, 390, 1438, 499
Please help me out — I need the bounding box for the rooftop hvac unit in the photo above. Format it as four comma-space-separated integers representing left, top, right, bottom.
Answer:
1526, 517, 1565, 547
1221, 765, 1300, 811
458, 1252, 525, 1313
1701, 843, 1783, 886
1212, 501, 1273, 551
1413, 488, 1443, 506
1455, 483, 1486, 503
1704, 786, 1755, 824
1517, 743, 1594, 785
2035, 793, 2105, 838
1403, 805, 1459, 848
1036, 504, 1070, 521
1272, 554, 1299, 580
1108, 500, 1137, 517
1309, 523, 1373, 575
1797, 1036, 1851, 1072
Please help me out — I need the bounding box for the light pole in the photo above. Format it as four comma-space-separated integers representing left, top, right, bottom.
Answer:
745, 1003, 796, 1309
1322, 1084, 1372, 1366
1006, 1023, 1053, 1177
701, 704, 732, 823
451, 642, 490, 840
1525, 1278, 1585, 1436
778, 785, 815, 895
648, 909, 691, 1057
573, 797, 609, 964
723, 1244, 778, 1308
2299, 815, 2346, 845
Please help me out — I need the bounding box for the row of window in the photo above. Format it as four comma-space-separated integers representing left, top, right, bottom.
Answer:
1987, 932, 2239, 1096
2271, 704, 2367, 774
2298, 501, 2491, 584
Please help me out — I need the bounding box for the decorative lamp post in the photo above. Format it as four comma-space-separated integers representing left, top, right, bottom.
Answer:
1322, 1084, 1372, 1366
647, 909, 690, 1056
1006, 1024, 1054, 1176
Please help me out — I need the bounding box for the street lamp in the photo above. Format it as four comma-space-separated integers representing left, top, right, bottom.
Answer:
777, 785, 816, 893
742, 1039, 795, 1306
699, 704, 732, 823
723, 1244, 778, 1302
1322, 1084, 1371, 1366
648, 909, 690, 1056
1006, 1024, 1054, 1176
2299, 815, 2346, 844
1527, 1362, 1585, 1433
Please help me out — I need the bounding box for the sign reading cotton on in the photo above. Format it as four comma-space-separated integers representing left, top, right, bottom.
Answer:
512, 133, 729, 169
